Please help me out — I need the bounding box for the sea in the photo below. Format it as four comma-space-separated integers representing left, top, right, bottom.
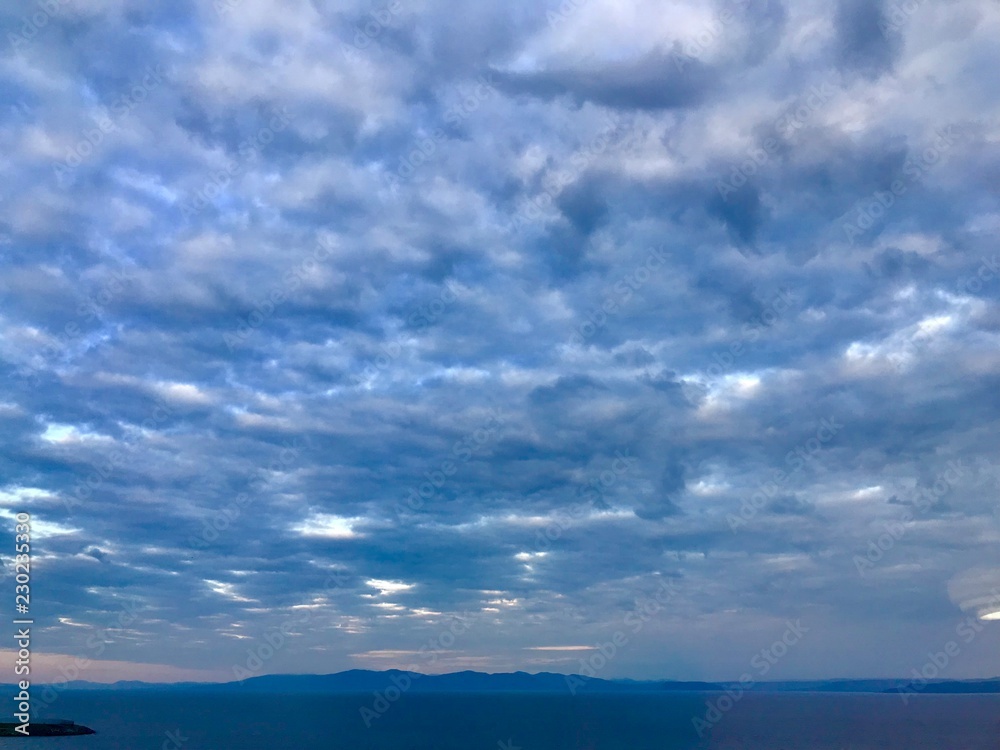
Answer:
18, 691, 1000, 749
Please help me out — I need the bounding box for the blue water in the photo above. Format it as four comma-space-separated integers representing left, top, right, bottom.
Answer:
18, 690, 1000, 749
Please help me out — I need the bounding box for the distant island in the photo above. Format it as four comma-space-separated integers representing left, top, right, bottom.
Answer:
0, 720, 95, 737
4, 669, 1000, 695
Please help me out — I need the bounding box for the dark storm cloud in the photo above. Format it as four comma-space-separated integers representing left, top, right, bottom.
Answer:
491, 47, 718, 111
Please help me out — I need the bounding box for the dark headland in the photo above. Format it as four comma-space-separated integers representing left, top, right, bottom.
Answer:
0, 721, 95, 737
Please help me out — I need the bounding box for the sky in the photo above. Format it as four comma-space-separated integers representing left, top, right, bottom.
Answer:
1, 0, 999, 685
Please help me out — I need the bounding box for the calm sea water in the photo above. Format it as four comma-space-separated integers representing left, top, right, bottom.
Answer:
20, 690, 1000, 749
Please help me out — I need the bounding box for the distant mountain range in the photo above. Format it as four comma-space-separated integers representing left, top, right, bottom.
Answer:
1, 670, 724, 694
3, 670, 1000, 694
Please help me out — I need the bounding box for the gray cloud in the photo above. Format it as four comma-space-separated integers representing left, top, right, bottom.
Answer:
0, 0, 998, 683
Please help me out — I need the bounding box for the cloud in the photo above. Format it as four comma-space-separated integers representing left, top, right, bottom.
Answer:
0, 0, 998, 683
491, 46, 719, 111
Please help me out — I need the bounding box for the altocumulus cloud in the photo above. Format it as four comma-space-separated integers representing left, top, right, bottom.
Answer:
0, 0, 999, 682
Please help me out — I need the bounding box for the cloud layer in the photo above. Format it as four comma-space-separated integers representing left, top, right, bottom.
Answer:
1, 0, 1000, 682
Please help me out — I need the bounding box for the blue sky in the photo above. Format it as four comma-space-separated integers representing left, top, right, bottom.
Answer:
1, 0, 1000, 684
